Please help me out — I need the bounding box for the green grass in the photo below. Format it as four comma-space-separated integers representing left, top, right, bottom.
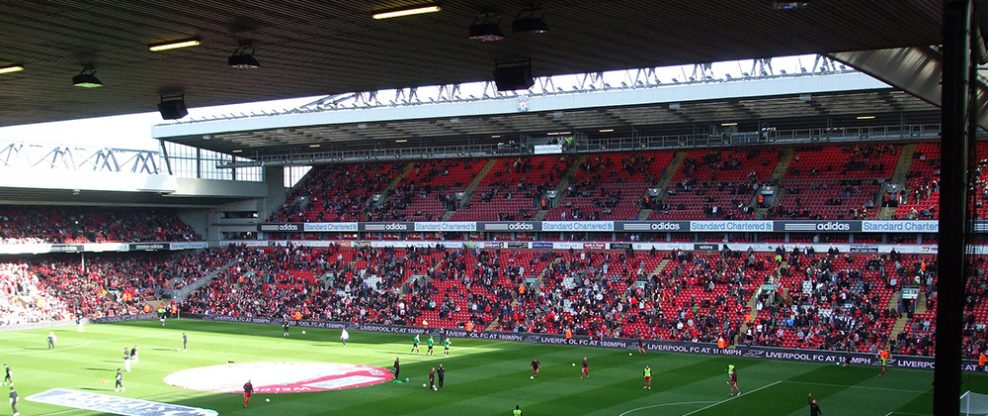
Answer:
0, 319, 983, 416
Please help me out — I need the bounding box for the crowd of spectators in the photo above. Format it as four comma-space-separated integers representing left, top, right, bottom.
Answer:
255, 141, 963, 224
0, 262, 73, 325
774, 144, 900, 220
743, 248, 933, 355
377, 160, 476, 221
0, 241, 964, 359
183, 244, 426, 325
619, 248, 755, 343
0, 206, 200, 244
649, 149, 774, 220
0, 249, 234, 325
268, 163, 401, 223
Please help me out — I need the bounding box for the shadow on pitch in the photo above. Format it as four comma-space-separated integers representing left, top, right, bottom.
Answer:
83, 367, 114, 371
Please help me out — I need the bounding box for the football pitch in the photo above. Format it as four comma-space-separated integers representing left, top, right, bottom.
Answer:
0, 319, 982, 416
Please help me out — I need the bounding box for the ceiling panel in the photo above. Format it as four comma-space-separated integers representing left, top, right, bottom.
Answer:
0, 0, 941, 126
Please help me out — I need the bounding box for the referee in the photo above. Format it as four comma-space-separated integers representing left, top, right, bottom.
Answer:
9, 387, 18, 416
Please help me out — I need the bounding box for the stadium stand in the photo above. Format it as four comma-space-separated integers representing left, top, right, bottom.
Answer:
773, 144, 900, 220
451, 156, 574, 221
389, 160, 483, 221
895, 142, 940, 220
269, 163, 402, 222
0, 143, 963, 360
749, 249, 902, 353
0, 249, 228, 324
0, 206, 199, 244
257, 143, 948, 224
651, 149, 776, 220
171, 244, 950, 357
546, 151, 672, 220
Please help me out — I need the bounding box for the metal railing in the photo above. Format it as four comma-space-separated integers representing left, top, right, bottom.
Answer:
216, 123, 941, 169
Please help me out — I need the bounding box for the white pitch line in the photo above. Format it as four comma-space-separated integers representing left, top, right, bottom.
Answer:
786, 380, 931, 394
680, 380, 783, 416
617, 400, 718, 416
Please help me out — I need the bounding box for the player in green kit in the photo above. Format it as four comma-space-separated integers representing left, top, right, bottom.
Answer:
443, 337, 451, 356
728, 364, 741, 396
643, 365, 652, 390
427, 336, 435, 356
513, 404, 523, 416
412, 334, 420, 354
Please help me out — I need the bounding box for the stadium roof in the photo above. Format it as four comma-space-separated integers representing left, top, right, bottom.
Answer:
154, 73, 938, 156
0, 1, 942, 127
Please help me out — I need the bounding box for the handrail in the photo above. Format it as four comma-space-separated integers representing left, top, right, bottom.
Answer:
216, 123, 942, 169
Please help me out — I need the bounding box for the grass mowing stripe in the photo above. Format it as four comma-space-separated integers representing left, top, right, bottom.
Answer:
787, 380, 931, 394
0, 319, 975, 416
681, 380, 783, 416
616, 400, 718, 416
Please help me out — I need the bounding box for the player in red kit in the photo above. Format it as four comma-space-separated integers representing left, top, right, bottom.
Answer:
243, 380, 253, 407
580, 357, 590, 379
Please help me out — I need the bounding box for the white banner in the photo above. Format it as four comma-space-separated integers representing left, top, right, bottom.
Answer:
413, 222, 478, 232
533, 144, 563, 154
304, 222, 359, 232
542, 221, 615, 232
861, 220, 938, 233
690, 221, 773, 232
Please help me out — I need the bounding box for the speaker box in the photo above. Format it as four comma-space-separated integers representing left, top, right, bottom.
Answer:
158, 98, 188, 120
493, 64, 534, 91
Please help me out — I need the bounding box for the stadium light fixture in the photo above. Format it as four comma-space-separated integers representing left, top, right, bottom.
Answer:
856, 115, 877, 120
308, 144, 321, 148
546, 131, 571, 136
721, 122, 738, 127
72, 64, 103, 88
512, 7, 548, 34
598, 128, 614, 133
0, 64, 24, 75
149, 37, 202, 52
395, 139, 408, 143
491, 135, 502, 138
372, 3, 441, 19
232, 149, 243, 154
158, 94, 188, 120
469, 14, 505, 42
228, 40, 261, 69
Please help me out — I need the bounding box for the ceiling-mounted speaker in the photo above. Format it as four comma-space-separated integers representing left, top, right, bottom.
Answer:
158, 95, 188, 120
493, 59, 534, 91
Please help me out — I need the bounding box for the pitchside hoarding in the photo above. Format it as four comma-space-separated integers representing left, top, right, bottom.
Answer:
0, 242, 207, 255
257, 220, 954, 234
